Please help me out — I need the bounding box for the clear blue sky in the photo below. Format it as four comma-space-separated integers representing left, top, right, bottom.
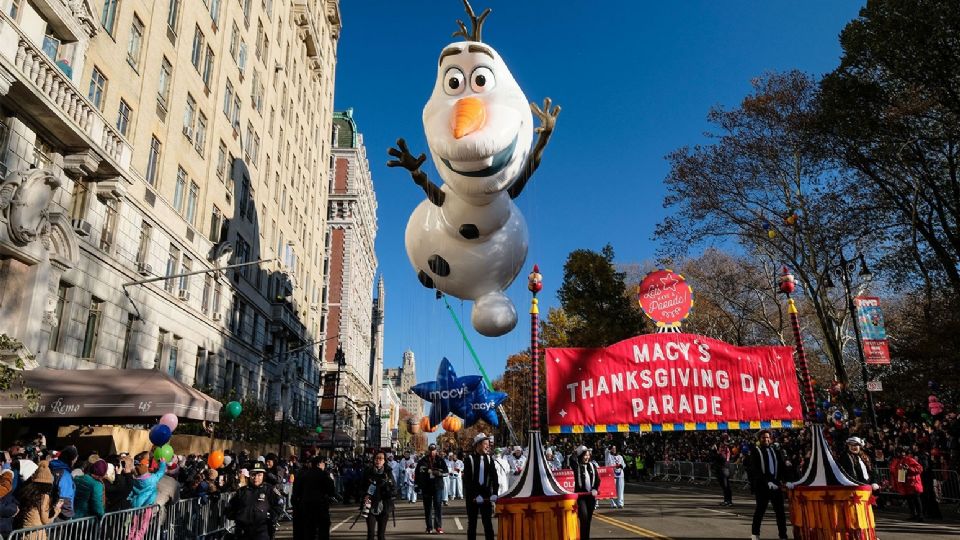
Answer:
333, 1, 866, 386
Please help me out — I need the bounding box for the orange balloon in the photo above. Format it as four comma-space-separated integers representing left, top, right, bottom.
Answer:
442, 416, 463, 432
420, 416, 438, 433
208, 450, 225, 469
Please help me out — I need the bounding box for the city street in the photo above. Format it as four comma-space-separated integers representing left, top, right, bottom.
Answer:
275, 483, 960, 539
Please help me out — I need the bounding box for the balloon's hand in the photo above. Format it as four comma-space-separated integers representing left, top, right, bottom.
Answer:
387, 139, 426, 174
531, 98, 560, 136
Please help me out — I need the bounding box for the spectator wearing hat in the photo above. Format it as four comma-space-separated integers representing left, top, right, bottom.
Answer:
73, 459, 108, 518
0, 457, 18, 536
463, 433, 498, 540
747, 430, 787, 540
105, 454, 133, 512
415, 443, 448, 534
572, 446, 600, 540
505, 446, 526, 490
15, 461, 63, 532
227, 461, 284, 540
48, 444, 77, 520
838, 437, 878, 489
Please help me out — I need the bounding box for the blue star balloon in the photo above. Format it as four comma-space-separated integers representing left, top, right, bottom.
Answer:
462, 381, 508, 427
410, 358, 482, 427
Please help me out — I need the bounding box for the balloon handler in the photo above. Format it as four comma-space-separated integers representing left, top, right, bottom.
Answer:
387, 0, 560, 338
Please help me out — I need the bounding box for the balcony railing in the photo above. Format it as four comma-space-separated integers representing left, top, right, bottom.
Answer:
0, 11, 131, 175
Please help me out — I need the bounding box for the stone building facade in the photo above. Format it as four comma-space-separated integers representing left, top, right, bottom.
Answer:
383, 349, 422, 421
0, 0, 343, 426
319, 109, 379, 448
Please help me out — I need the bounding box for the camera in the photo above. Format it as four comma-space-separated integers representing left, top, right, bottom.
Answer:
359, 481, 377, 518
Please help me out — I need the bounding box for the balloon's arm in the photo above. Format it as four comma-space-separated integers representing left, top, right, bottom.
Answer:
388, 138, 445, 206
508, 98, 561, 199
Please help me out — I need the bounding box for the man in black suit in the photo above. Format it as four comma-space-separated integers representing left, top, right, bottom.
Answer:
462, 433, 499, 540
416, 443, 449, 534
290, 456, 337, 540
571, 445, 600, 540
747, 430, 787, 540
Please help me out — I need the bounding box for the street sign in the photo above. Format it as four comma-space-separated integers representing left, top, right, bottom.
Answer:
866, 381, 883, 392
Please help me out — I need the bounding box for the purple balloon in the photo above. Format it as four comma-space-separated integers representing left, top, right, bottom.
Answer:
159, 413, 179, 432
149, 424, 172, 446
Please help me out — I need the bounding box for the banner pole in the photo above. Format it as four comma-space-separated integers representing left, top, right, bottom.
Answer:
528, 265, 543, 433
779, 267, 817, 421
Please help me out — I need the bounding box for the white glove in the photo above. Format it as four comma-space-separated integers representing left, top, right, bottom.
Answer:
590, 489, 598, 497
767, 482, 779, 490
871, 483, 880, 491
475, 495, 484, 504
490, 495, 498, 503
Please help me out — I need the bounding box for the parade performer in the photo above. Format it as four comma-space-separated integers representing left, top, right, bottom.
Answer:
463, 433, 498, 540
416, 444, 449, 534
747, 430, 787, 540
505, 446, 526, 489
604, 445, 626, 509
837, 437, 879, 489
572, 446, 600, 540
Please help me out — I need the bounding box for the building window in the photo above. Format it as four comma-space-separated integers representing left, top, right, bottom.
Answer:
186, 181, 199, 224
101, 0, 120, 35
202, 275, 212, 314
213, 281, 222, 315
145, 136, 161, 185
88, 67, 107, 110
127, 15, 144, 68
202, 46, 215, 87
194, 348, 206, 385
136, 221, 152, 264
231, 95, 241, 128
173, 167, 187, 213
242, 0, 252, 26
209, 205, 222, 241
69, 182, 90, 221
216, 140, 227, 179
195, 113, 207, 155
48, 283, 68, 352
209, 0, 221, 25
166, 0, 180, 33
120, 313, 135, 369
165, 244, 180, 292
223, 79, 233, 119
9, 0, 22, 19
183, 93, 196, 139
168, 336, 180, 377
116, 99, 132, 137
179, 257, 191, 292
100, 199, 118, 251
229, 23, 239, 59
226, 153, 235, 194
238, 41, 247, 73
191, 25, 204, 70
154, 329, 167, 369
235, 235, 249, 279
158, 57, 172, 107
81, 297, 103, 359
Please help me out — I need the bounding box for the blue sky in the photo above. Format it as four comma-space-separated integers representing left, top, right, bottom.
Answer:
333, 1, 866, 386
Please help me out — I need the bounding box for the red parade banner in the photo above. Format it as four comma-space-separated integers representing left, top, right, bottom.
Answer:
552, 466, 617, 499
546, 334, 803, 432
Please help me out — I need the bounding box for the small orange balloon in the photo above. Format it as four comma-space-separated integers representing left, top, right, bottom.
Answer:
208, 450, 225, 469
420, 416, 438, 433
442, 416, 463, 432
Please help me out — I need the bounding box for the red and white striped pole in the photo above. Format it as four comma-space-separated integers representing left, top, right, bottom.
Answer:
779, 266, 817, 421
528, 265, 543, 432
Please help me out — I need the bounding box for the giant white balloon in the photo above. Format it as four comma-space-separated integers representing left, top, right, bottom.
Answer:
388, 1, 559, 337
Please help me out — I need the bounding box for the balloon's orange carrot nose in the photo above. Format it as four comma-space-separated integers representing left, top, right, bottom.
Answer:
452, 97, 486, 139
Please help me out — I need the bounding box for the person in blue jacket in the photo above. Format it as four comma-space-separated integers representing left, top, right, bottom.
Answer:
48, 445, 78, 520
128, 451, 168, 508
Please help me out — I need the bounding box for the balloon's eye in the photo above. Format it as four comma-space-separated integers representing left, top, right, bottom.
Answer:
444, 68, 466, 96
471, 67, 495, 93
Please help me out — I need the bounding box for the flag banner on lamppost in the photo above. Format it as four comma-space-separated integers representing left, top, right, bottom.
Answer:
854, 296, 891, 365
545, 334, 802, 433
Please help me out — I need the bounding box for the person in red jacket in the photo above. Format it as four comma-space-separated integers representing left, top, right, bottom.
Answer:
889, 447, 924, 521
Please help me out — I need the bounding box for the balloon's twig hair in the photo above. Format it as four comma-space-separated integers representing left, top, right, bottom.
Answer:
452, 0, 491, 42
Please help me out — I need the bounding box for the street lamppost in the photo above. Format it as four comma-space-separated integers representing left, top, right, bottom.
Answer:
329, 344, 346, 453
826, 251, 878, 430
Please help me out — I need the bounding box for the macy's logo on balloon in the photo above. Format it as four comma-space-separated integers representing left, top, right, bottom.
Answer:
428, 387, 468, 400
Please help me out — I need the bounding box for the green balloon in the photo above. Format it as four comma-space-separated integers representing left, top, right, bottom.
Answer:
225, 401, 242, 419
315, 426, 323, 434
153, 443, 174, 462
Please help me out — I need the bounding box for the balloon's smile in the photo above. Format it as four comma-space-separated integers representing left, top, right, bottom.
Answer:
441, 135, 517, 178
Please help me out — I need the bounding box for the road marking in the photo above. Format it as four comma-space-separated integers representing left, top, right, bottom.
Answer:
698, 507, 740, 516
330, 516, 352, 531
454, 516, 463, 530
594, 513, 672, 539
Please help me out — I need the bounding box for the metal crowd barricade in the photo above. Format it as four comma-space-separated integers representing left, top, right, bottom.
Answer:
693, 462, 713, 485
98, 504, 163, 540
679, 461, 696, 483
6, 516, 97, 540
651, 461, 666, 480
729, 463, 750, 490
933, 469, 960, 511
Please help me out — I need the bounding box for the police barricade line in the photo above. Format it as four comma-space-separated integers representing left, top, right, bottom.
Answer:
99, 504, 163, 540
679, 461, 696, 483
729, 463, 750, 490
666, 462, 682, 482
693, 462, 713, 485
651, 461, 666, 480
933, 469, 960, 511
6, 516, 98, 540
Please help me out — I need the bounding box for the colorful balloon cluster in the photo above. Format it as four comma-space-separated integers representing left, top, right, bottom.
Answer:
147, 413, 179, 461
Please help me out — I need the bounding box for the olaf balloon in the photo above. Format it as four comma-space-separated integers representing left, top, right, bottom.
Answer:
388, 0, 560, 337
